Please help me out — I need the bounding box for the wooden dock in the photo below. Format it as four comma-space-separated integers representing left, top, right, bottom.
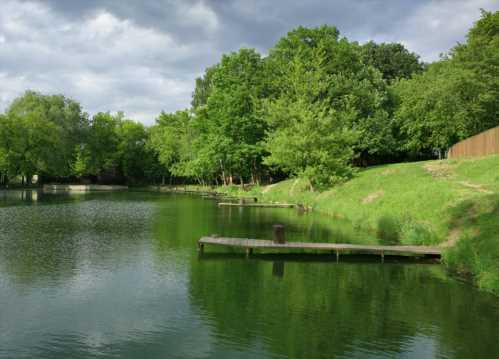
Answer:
198, 236, 442, 260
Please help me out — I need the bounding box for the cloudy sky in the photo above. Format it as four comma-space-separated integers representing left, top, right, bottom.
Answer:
1, 0, 498, 124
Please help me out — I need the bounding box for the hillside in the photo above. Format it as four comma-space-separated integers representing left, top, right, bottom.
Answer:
225, 155, 499, 294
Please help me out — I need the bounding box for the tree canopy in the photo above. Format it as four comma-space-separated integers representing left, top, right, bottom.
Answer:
1, 10, 497, 189
393, 10, 499, 158
0, 91, 88, 183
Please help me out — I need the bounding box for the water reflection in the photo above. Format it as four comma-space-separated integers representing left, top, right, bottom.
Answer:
0, 189, 39, 204
0, 192, 498, 359
272, 261, 285, 278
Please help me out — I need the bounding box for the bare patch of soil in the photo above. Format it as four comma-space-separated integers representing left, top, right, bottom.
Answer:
423, 163, 453, 178
458, 181, 493, 194
262, 183, 276, 194
380, 169, 396, 176
362, 190, 385, 204
289, 179, 300, 195
442, 228, 461, 247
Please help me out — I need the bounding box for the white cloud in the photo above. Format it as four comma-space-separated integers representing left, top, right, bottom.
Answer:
0, 1, 206, 124
0, 0, 498, 123
376, 0, 499, 61
181, 1, 219, 32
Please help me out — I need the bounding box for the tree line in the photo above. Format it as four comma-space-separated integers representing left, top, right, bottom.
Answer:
0, 10, 497, 188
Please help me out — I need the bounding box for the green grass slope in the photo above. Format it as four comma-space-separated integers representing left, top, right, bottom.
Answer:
229, 156, 499, 294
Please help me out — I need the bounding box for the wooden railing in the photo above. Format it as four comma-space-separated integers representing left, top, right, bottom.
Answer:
448, 126, 499, 158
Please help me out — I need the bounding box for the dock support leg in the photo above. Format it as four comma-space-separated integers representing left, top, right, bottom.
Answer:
245, 248, 251, 258
381, 251, 384, 263
198, 243, 204, 254
336, 250, 339, 263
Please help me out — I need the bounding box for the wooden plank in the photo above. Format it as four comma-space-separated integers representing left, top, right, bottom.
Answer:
217, 203, 295, 208
198, 236, 442, 257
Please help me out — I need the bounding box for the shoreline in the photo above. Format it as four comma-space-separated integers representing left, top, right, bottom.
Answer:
2, 180, 498, 295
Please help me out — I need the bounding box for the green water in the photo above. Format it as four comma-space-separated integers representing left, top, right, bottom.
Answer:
1, 191, 498, 359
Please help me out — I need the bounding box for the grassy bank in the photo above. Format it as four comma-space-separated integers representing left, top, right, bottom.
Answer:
218, 156, 499, 294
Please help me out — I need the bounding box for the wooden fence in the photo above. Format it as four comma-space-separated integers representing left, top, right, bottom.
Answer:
448, 126, 499, 159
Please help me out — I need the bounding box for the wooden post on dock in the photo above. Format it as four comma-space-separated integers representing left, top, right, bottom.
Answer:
273, 224, 285, 244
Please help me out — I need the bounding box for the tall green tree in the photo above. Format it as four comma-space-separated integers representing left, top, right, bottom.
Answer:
74, 112, 121, 179
393, 10, 499, 157
361, 41, 424, 82
191, 66, 217, 110
451, 9, 499, 131
189, 48, 268, 185
76, 112, 162, 184
116, 120, 159, 183
148, 110, 194, 183
0, 114, 10, 185
393, 61, 486, 157
263, 26, 392, 186
2, 91, 88, 183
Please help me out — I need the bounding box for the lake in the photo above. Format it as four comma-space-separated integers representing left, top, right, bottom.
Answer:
1, 191, 498, 359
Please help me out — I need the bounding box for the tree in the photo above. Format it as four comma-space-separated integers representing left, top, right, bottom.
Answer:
393, 61, 487, 157
191, 66, 217, 110
4, 111, 57, 184
116, 120, 158, 183
74, 112, 121, 181
451, 9, 499, 132
3, 91, 88, 183
393, 10, 499, 158
0, 115, 10, 185
148, 110, 193, 183
264, 98, 357, 189
76, 112, 163, 184
361, 42, 424, 82
188, 48, 268, 185
263, 26, 392, 185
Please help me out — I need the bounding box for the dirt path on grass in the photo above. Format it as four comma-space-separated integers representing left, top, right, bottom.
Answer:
262, 183, 276, 193
457, 181, 493, 194
362, 190, 384, 204
423, 163, 492, 194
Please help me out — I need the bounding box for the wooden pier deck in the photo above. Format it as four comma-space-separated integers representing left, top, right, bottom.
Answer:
198, 236, 442, 260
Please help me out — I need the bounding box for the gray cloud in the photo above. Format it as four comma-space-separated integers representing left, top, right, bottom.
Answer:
1, 0, 498, 124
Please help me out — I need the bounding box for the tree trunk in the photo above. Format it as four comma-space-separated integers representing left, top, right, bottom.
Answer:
220, 160, 227, 186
